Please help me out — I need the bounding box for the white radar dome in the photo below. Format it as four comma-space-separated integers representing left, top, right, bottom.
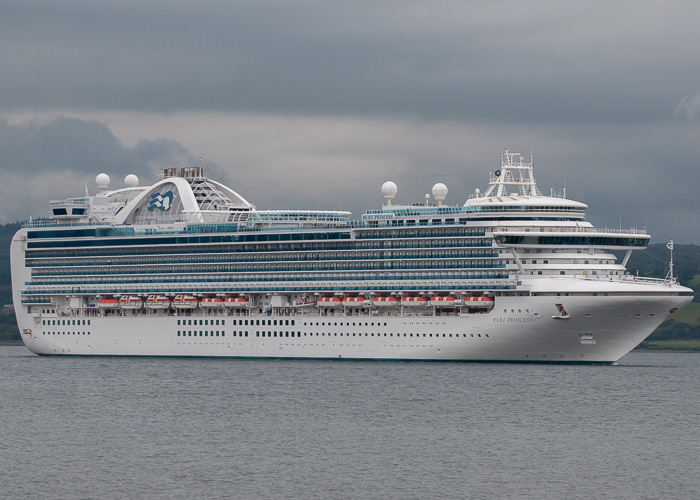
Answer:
381, 181, 398, 205
432, 183, 448, 205
96, 173, 111, 190
124, 174, 139, 187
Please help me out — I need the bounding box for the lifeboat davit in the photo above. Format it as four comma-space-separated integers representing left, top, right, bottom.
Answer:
372, 296, 399, 307
223, 297, 248, 308
173, 294, 199, 309
401, 296, 429, 307
342, 297, 367, 307
201, 297, 224, 308
318, 297, 343, 308
119, 295, 144, 310
464, 296, 495, 308
430, 296, 461, 307
145, 295, 171, 309
98, 297, 120, 309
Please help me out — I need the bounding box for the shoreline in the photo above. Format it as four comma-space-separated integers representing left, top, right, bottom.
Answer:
635, 349, 700, 353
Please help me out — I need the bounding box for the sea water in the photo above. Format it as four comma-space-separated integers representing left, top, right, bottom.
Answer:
1, 346, 698, 499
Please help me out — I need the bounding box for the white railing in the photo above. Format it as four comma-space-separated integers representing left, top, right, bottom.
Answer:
493, 226, 647, 235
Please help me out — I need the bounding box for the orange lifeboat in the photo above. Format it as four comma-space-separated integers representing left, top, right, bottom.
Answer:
119, 295, 144, 310
223, 297, 248, 308
342, 297, 367, 307
318, 297, 343, 308
465, 296, 495, 308
372, 296, 399, 307
296, 296, 314, 307
145, 295, 171, 309
430, 296, 461, 307
401, 296, 429, 307
200, 297, 224, 308
98, 297, 120, 309
172, 294, 199, 309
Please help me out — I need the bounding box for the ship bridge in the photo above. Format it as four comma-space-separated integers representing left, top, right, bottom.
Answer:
463, 150, 588, 221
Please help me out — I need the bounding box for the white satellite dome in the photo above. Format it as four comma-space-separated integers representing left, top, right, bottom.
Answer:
432, 183, 448, 205
124, 174, 139, 188
96, 173, 110, 190
381, 181, 398, 205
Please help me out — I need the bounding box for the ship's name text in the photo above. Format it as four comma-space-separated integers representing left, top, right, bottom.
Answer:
493, 317, 536, 323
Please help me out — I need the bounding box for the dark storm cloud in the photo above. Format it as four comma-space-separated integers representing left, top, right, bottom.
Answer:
130, 138, 196, 170
2, 0, 699, 123
0, 117, 197, 222
0, 117, 133, 174
1, 0, 700, 243
0, 117, 195, 176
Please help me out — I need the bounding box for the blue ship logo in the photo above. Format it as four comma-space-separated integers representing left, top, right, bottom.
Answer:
148, 191, 174, 211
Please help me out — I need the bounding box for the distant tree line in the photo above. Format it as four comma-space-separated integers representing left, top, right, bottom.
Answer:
649, 321, 700, 340
0, 222, 21, 306
0, 310, 19, 342
1, 222, 22, 341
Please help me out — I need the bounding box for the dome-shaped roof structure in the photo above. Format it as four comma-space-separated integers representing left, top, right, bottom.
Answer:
124, 174, 139, 187
96, 173, 110, 190
432, 183, 448, 203
381, 181, 398, 205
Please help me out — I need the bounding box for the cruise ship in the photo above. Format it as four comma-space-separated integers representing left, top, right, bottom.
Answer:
11, 150, 693, 363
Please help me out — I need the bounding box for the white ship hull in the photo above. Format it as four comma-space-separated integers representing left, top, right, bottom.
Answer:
16, 294, 691, 363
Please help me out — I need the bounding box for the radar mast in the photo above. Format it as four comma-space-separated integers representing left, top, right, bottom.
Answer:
482, 149, 541, 198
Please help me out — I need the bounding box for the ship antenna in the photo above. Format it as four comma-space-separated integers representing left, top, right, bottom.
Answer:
563, 172, 567, 199
665, 240, 675, 283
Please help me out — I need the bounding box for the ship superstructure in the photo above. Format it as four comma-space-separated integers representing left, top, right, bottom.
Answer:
11, 152, 692, 362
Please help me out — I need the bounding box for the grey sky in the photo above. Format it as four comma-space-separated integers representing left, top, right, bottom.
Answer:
1, 0, 699, 243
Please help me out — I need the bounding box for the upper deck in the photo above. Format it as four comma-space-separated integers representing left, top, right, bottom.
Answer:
26, 151, 645, 248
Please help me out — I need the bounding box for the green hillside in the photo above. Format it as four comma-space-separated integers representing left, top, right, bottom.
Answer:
1, 222, 21, 341
1, 223, 698, 343
623, 243, 700, 342
0, 222, 21, 305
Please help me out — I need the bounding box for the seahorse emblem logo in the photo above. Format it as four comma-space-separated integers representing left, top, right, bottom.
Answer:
148, 191, 174, 211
